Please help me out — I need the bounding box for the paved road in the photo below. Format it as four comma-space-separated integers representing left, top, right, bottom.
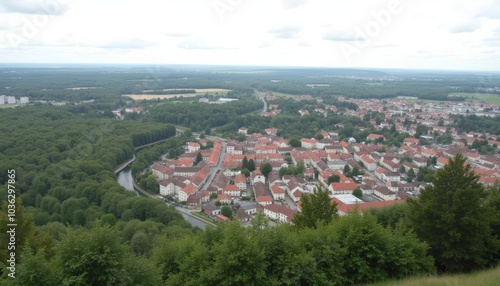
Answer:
198, 138, 227, 191
284, 191, 298, 210
255, 90, 267, 113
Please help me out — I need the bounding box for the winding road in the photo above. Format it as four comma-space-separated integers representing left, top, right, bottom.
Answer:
256, 90, 267, 113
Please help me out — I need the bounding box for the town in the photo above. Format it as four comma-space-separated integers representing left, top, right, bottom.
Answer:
149, 93, 500, 225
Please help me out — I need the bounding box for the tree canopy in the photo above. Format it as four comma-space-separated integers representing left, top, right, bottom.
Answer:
292, 184, 338, 229
406, 153, 500, 272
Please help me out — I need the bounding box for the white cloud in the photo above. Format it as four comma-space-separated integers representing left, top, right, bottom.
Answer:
269, 26, 302, 39
282, 0, 308, 9
0, 0, 498, 70
449, 20, 481, 33
0, 0, 70, 15
323, 30, 367, 42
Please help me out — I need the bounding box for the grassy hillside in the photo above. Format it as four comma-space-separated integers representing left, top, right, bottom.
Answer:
370, 266, 500, 286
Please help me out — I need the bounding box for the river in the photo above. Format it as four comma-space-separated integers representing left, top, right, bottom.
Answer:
180, 213, 207, 230
116, 166, 208, 230
115, 166, 139, 196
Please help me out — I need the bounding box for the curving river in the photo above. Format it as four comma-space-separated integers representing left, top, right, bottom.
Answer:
116, 166, 139, 196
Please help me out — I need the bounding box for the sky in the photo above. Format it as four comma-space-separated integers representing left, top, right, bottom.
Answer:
0, 0, 499, 71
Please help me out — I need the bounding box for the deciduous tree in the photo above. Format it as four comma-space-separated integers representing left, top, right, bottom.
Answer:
259, 162, 272, 178
221, 206, 233, 219
293, 185, 338, 229
352, 187, 363, 199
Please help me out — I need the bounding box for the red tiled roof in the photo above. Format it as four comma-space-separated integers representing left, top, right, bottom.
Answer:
330, 182, 358, 191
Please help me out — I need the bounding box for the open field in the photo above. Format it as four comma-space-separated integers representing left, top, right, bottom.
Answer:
0, 105, 17, 108
449, 93, 500, 104
404, 98, 446, 104
125, 93, 199, 100
369, 267, 500, 286
124, 88, 231, 100
65, 87, 99, 90
271, 91, 297, 97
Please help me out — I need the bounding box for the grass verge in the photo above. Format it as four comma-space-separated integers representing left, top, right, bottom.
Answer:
368, 266, 500, 286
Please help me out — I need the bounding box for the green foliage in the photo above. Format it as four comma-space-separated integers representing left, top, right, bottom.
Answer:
194, 152, 202, 165
220, 206, 233, 219
328, 174, 340, 184
470, 139, 496, 155
288, 138, 301, 147
417, 166, 435, 182
248, 159, 256, 172
0, 199, 40, 271
407, 154, 500, 272
407, 168, 416, 182
352, 187, 363, 199
328, 214, 434, 284
11, 246, 61, 286
453, 114, 500, 135
151, 212, 434, 285
242, 156, 249, 169
279, 160, 306, 178
344, 164, 351, 174
292, 185, 338, 229
368, 203, 408, 229
149, 92, 262, 132
259, 162, 272, 178
241, 168, 250, 177
58, 225, 128, 284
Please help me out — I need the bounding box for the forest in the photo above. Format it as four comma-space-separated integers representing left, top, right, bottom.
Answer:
1, 65, 498, 103
452, 114, 500, 135
0, 105, 199, 284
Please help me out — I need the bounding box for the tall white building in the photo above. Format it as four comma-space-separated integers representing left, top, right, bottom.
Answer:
0, 95, 5, 105
20, 97, 29, 104
7, 96, 16, 104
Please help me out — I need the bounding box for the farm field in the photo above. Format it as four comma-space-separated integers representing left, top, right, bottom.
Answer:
124, 88, 231, 100
449, 92, 500, 104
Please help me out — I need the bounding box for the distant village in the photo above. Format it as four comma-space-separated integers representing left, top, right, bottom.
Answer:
148, 96, 500, 225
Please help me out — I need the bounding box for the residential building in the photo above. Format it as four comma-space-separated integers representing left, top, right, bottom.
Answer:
263, 204, 297, 223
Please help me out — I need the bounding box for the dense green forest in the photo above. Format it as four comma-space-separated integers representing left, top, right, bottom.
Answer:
0, 105, 198, 284
452, 114, 500, 135
148, 88, 262, 132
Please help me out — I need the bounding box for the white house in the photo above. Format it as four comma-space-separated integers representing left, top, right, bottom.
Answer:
263, 204, 296, 223
373, 186, 396, 201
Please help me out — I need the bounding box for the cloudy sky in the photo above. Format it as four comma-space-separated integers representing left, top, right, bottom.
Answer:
1, 0, 499, 70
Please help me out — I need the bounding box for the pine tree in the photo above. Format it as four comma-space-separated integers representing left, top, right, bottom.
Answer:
248, 159, 256, 172
194, 152, 202, 165
406, 153, 498, 272
242, 156, 249, 169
